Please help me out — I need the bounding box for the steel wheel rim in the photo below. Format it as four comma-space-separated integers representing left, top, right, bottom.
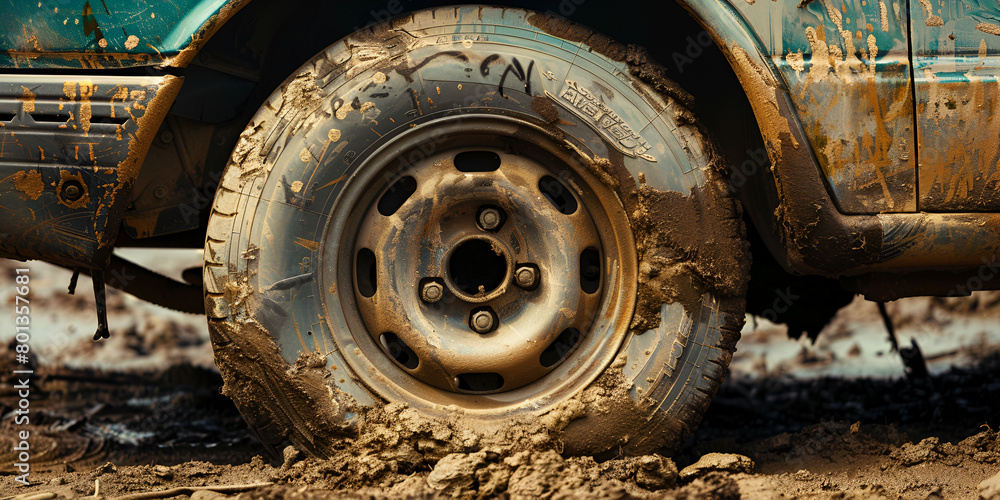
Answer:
320, 113, 637, 411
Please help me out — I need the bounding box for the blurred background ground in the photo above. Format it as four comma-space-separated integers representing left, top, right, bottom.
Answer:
1, 250, 999, 498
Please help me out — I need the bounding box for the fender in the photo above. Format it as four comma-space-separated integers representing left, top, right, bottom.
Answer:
0, 0, 248, 68
679, 0, 1000, 284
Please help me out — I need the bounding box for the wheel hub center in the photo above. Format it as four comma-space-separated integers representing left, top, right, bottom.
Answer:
447, 237, 509, 298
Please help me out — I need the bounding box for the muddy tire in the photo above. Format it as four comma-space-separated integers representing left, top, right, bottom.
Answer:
203, 6, 750, 458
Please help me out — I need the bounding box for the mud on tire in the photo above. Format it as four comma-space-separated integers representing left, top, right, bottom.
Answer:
203, 6, 750, 458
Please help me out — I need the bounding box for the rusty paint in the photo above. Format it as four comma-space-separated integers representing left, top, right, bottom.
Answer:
11, 170, 43, 200
19, 86, 35, 112
79, 80, 94, 136
63, 80, 75, 100
317, 173, 348, 191
786, 50, 805, 72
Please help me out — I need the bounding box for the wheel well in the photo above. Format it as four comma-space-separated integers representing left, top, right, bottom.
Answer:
129, 0, 845, 336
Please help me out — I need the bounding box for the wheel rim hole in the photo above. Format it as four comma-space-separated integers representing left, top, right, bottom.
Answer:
356, 248, 377, 297
449, 239, 507, 295
539, 327, 582, 368
379, 332, 419, 369
580, 247, 601, 294
454, 150, 501, 172
455, 372, 504, 392
539, 175, 578, 215
377, 176, 416, 216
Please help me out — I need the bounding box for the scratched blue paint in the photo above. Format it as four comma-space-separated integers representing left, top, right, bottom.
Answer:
909, 0, 1000, 211
0, 0, 237, 68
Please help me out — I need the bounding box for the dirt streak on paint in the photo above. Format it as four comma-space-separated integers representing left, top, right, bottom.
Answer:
916, 74, 1000, 210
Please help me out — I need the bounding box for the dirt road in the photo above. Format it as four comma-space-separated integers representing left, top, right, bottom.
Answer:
2, 257, 999, 498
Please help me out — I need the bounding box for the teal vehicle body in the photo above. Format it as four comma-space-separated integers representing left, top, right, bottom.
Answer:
0, 0, 245, 67
0, 0, 998, 308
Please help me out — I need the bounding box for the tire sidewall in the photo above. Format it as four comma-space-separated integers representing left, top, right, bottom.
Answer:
206, 6, 746, 456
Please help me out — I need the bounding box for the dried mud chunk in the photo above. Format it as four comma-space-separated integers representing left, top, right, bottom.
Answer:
678, 453, 754, 480
506, 450, 584, 499
282, 445, 303, 468
671, 472, 741, 500
426, 452, 488, 497
636, 454, 679, 490
476, 462, 513, 497
889, 437, 941, 466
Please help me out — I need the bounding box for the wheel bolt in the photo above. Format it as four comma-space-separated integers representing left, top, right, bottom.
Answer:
60, 181, 83, 202
470, 310, 495, 333
421, 281, 443, 303
478, 207, 502, 231
515, 265, 538, 289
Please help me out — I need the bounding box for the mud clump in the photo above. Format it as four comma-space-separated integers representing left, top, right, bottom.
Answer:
629, 180, 750, 331
209, 318, 355, 458
889, 436, 943, 466
274, 446, 701, 498
280, 72, 323, 116
426, 452, 486, 496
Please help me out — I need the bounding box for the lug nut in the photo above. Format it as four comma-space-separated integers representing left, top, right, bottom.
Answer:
470, 310, 495, 333
478, 207, 502, 231
421, 281, 443, 303
60, 181, 83, 202
515, 265, 538, 289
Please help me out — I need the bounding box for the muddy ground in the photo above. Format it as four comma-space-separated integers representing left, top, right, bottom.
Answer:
2, 255, 1000, 499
